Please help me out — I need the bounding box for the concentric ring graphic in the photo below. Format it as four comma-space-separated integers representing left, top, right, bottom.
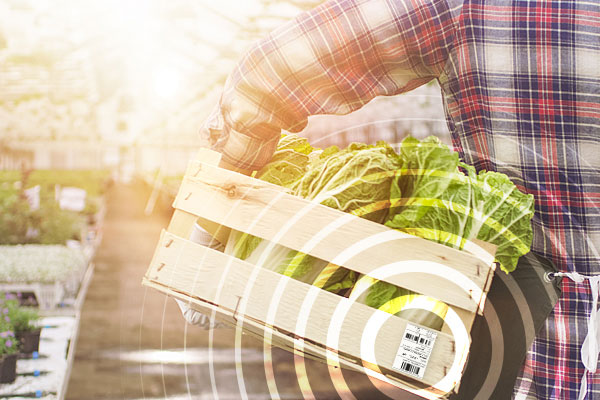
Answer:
139, 125, 575, 400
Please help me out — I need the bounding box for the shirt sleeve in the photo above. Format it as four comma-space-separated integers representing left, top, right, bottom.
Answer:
202, 0, 462, 171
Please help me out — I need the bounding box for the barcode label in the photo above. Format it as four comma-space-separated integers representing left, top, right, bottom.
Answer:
400, 361, 421, 376
392, 323, 438, 380
405, 333, 432, 346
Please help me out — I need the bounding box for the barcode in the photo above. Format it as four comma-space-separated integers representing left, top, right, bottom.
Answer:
405, 333, 418, 342
405, 333, 431, 346
400, 361, 421, 376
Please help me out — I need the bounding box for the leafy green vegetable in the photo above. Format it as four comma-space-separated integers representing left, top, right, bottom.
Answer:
386, 137, 534, 272
293, 141, 401, 223
226, 136, 402, 294
226, 134, 535, 332
391, 136, 460, 221
255, 134, 314, 188
350, 136, 534, 329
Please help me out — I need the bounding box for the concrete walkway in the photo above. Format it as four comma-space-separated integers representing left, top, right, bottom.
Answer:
66, 182, 409, 400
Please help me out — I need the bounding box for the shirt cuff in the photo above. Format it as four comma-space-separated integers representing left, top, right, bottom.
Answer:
220, 129, 280, 172
200, 102, 281, 172
200, 102, 228, 150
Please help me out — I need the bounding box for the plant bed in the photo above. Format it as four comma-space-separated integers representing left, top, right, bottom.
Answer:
0, 169, 109, 247
0, 316, 81, 399
0, 245, 86, 309
0, 282, 66, 310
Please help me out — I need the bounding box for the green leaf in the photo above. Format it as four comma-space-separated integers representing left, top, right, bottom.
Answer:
385, 139, 534, 273
227, 136, 402, 295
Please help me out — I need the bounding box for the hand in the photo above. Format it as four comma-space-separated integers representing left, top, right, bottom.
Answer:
199, 104, 254, 177
218, 158, 253, 176
175, 299, 225, 328
176, 223, 227, 328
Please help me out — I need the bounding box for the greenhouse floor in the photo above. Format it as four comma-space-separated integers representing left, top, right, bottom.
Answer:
65, 181, 418, 400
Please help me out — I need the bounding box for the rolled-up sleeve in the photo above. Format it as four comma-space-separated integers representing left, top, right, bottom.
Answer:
203, 0, 462, 171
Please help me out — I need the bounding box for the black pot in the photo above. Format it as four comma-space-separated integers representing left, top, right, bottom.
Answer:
16, 328, 41, 354
0, 353, 17, 383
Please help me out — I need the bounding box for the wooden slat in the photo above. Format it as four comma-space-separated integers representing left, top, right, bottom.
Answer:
465, 239, 497, 268
166, 209, 198, 239
142, 278, 449, 400
143, 232, 468, 390
441, 307, 476, 338
172, 164, 494, 313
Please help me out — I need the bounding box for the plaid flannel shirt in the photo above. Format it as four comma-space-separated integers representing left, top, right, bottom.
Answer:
203, 0, 600, 398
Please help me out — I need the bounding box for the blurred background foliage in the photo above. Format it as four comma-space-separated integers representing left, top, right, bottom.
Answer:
0, 0, 449, 176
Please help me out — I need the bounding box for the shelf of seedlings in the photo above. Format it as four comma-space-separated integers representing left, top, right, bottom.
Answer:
0, 255, 97, 399
0, 171, 107, 399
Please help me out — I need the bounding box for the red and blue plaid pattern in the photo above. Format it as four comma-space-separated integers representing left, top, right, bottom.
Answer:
203, 0, 600, 398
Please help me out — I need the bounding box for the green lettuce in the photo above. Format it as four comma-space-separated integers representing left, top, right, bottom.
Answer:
386, 136, 534, 273
226, 135, 535, 332
350, 275, 448, 330
226, 136, 402, 294
229, 134, 314, 261
349, 136, 534, 329
293, 141, 402, 223
254, 134, 314, 188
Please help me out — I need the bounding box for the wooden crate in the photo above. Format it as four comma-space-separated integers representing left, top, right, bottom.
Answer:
142, 150, 497, 399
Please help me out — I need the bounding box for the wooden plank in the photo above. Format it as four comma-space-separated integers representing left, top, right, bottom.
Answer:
176, 157, 233, 244
143, 232, 467, 390
184, 160, 288, 192
166, 205, 230, 246
463, 239, 497, 316
468, 239, 497, 267
172, 165, 494, 313
164, 150, 229, 243
142, 278, 449, 400
441, 307, 476, 338
166, 209, 197, 239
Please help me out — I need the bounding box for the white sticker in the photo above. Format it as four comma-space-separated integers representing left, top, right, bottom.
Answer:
392, 323, 438, 380
59, 187, 87, 212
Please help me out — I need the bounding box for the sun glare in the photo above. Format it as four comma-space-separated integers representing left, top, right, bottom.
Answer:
152, 65, 182, 101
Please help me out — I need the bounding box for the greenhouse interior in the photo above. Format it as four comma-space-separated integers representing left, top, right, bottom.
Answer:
2, 0, 563, 400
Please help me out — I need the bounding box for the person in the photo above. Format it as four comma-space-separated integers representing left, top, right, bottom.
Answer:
188, 0, 600, 398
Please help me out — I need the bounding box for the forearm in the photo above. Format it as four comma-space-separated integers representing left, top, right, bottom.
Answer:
205, 0, 459, 171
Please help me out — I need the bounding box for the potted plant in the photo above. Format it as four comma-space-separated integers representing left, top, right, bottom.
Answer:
5, 297, 40, 354
0, 311, 18, 383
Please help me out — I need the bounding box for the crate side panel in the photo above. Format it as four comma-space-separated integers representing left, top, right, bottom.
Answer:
173, 169, 493, 312
142, 278, 449, 400
144, 233, 461, 388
